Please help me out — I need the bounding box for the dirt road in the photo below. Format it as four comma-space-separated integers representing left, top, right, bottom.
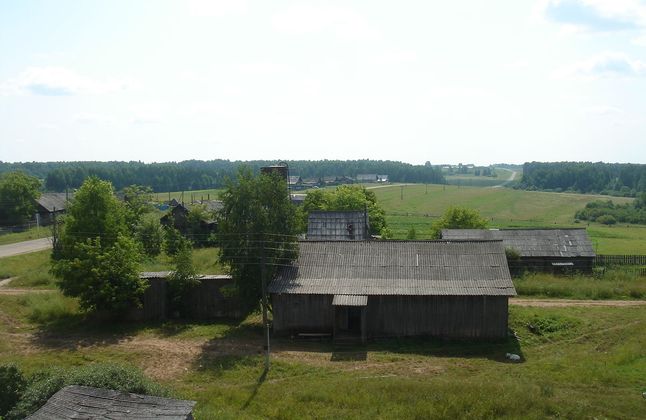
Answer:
0, 237, 51, 258
510, 298, 646, 307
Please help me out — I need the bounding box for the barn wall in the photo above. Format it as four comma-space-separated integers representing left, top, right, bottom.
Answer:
515, 257, 594, 275
367, 295, 509, 339
271, 294, 334, 333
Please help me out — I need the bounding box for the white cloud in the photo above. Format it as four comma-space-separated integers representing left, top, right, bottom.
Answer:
272, 4, 379, 41
74, 113, 116, 124
583, 105, 624, 115
540, 0, 646, 32
0, 66, 128, 96
187, 0, 247, 17
553, 52, 646, 80
129, 103, 166, 125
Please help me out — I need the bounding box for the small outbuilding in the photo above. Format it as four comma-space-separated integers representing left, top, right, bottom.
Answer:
441, 228, 596, 274
34, 193, 72, 226
27, 385, 196, 420
269, 240, 516, 341
306, 211, 369, 240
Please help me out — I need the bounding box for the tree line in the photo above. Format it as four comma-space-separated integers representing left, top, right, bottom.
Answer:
519, 162, 646, 196
0, 159, 445, 193
575, 194, 646, 225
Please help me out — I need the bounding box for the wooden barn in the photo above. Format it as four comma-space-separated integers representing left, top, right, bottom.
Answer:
160, 200, 222, 235
441, 228, 596, 274
27, 385, 195, 420
269, 240, 516, 341
34, 193, 72, 226
306, 210, 369, 240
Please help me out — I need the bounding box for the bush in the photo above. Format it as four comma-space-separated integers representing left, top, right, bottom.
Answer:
406, 227, 417, 240
6, 363, 167, 420
137, 217, 164, 257
0, 364, 25, 418
596, 214, 617, 225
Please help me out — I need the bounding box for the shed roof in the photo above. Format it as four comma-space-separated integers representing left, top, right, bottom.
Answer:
35, 193, 72, 212
269, 240, 516, 296
440, 228, 595, 258
140, 271, 231, 281
26, 385, 195, 420
333, 294, 368, 306
307, 211, 369, 241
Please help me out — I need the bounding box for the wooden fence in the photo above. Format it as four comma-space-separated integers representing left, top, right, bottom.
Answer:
594, 255, 646, 266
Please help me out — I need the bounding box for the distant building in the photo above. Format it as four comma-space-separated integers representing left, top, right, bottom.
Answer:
269, 240, 516, 342
160, 200, 222, 236
34, 193, 73, 226
377, 174, 389, 183
441, 228, 596, 274
356, 174, 378, 183
307, 211, 369, 240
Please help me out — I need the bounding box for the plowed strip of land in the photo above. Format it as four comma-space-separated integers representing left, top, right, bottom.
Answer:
510, 298, 646, 307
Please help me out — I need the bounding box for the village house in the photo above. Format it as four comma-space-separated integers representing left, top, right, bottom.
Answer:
269, 240, 516, 342
160, 200, 223, 235
441, 228, 596, 274
356, 174, 378, 183
306, 210, 370, 241
34, 192, 73, 226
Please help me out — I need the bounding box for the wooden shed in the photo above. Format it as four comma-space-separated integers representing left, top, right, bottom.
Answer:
306, 210, 369, 241
441, 228, 596, 274
27, 385, 195, 419
34, 193, 73, 226
269, 240, 516, 341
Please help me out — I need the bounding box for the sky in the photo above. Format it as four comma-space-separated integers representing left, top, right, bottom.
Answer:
1, 0, 645, 165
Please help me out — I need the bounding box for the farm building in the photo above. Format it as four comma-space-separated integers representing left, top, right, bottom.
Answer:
27, 385, 195, 420
269, 240, 516, 341
34, 192, 73, 225
441, 228, 595, 274
356, 174, 378, 183
160, 200, 222, 236
131, 272, 240, 320
306, 211, 369, 240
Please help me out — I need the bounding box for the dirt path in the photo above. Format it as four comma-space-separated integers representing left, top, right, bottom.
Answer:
0, 237, 52, 258
0, 277, 15, 287
510, 298, 646, 307
490, 168, 517, 189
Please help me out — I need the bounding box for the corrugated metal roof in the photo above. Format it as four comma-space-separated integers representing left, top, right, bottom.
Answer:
269, 241, 516, 297
307, 211, 369, 240
333, 294, 368, 306
441, 228, 595, 258
35, 193, 72, 212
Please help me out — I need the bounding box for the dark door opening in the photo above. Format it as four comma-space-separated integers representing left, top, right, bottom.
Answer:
347, 307, 361, 332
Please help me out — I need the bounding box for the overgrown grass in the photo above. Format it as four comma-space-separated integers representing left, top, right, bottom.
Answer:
0, 250, 55, 288
1, 298, 646, 419
514, 269, 646, 300
0, 227, 50, 246
140, 247, 225, 274
17, 293, 79, 324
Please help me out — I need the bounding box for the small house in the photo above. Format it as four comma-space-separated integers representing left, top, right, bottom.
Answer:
306, 211, 369, 240
27, 385, 195, 420
34, 193, 72, 225
160, 200, 222, 236
441, 228, 596, 274
269, 240, 516, 341
356, 174, 378, 183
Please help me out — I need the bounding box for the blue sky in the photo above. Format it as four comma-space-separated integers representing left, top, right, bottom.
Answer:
1, 0, 645, 164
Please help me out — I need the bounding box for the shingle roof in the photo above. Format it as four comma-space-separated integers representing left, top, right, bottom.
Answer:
35, 193, 72, 212
269, 240, 516, 296
441, 228, 595, 258
27, 385, 195, 420
307, 211, 369, 240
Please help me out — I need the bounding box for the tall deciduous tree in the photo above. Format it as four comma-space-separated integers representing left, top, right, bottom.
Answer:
218, 167, 297, 314
51, 177, 146, 314
0, 171, 41, 226
430, 206, 488, 239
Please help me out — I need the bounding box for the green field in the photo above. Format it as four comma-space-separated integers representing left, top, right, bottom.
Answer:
0, 226, 50, 246
1, 293, 645, 419
152, 188, 224, 204
370, 184, 644, 254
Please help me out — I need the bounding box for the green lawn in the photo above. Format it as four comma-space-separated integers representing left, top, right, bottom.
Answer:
1, 294, 645, 419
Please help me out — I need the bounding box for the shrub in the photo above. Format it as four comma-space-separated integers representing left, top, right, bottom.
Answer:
6, 363, 167, 420
406, 227, 417, 240
0, 364, 26, 418
137, 217, 164, 257
596, 214, 617, 225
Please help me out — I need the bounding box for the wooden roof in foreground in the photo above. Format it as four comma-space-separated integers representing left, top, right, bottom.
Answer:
441, 228, 595, 258
268, 240, 516, 297
27, 385, 195, 420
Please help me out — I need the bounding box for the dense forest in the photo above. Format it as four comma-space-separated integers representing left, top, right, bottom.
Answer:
519, 162, 646, 196
0, 160, 445, 192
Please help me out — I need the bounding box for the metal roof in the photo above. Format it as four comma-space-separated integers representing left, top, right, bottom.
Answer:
307, 211, 369, 241
269, 240, 516, 297
441, 228, 595, 258
27, 385, 195, 420
333, 294, 368, 306
35, 193, 72, 212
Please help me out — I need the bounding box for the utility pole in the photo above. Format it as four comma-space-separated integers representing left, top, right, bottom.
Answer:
425, 184, 428, 195
260, 235, 270, 371
400, 185, 404, 201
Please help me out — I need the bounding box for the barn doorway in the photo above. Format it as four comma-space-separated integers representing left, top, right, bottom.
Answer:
332, 295, 367, 344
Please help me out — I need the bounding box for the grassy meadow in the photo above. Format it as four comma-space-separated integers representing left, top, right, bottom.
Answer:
0, 226, 50, 245
369, 184, 644, 254
1, 292, 645, 419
